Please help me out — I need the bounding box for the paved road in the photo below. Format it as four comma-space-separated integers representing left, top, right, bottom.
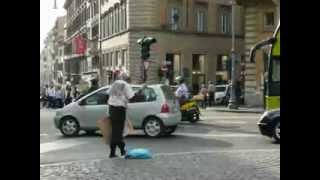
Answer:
40, 108, 279, 179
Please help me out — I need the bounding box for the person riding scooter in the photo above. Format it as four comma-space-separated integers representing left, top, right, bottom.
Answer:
174, 76, 190, 105
174, 76, 200, 123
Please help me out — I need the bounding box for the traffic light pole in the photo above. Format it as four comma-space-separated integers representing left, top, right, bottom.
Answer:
137, 36, 157, 84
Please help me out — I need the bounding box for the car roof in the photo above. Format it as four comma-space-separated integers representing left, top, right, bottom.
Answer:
216, 85, 227, 87
97, 84, 166, 90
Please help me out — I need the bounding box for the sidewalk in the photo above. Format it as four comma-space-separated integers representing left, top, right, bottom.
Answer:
40, 150, 279, 180
204, 106, 264, 114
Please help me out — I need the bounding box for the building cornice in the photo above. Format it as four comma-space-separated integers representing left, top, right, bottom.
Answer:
128, 27, 245, 39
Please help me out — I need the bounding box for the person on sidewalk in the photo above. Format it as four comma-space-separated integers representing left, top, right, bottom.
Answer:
107, 74, 135, 158
55, 85, 65, 108
47, 84, 55, 108
199, 84, 208, 109
64, 82, 72, 105
208, 81, 215, 107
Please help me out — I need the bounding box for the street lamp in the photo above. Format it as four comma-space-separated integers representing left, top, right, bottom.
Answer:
53, 0, 58, 9
228, 0, 239, 109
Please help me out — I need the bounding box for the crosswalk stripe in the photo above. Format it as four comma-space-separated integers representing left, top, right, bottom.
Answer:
200, 116, 258, 120
174, 132, 259, 138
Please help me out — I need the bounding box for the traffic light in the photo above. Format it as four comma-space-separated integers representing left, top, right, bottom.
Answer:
137, 36, 157, 60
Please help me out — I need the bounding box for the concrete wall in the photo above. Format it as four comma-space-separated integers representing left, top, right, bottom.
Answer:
128, 0, 160, 29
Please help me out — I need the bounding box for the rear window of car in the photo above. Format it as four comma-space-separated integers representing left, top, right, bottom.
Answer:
161, 85, 175, 100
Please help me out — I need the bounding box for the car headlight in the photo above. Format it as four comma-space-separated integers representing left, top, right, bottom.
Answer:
259, 111, 268, 122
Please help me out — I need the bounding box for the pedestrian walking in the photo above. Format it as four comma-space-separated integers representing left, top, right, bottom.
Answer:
208, 81, 216, 107
72, 86, 79, 100
55, 86, 65, 108
199, 84, 208, 109
64, 82, 72, 105
47, 85, 55, 108
87, 79, 99, 94
107, 74, 135, 158
41, 85, 49, 108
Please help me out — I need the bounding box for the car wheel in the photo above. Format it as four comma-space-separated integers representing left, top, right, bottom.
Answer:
143, 117, 164, 137
273, 120, 280, 143
164, 125, 177, 136
60, 117, 80, 137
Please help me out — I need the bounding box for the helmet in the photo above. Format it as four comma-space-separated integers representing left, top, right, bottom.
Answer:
175, 76, 184, 84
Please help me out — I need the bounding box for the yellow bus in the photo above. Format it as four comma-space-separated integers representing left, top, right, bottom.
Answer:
250, 23, 280, 111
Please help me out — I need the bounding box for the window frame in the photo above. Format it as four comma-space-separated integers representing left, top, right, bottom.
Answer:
130, 87, 157, 103
263, 12, 275, 30
170, 7, 179, 31
197, 10, 205, 32
83, 88, 109, 106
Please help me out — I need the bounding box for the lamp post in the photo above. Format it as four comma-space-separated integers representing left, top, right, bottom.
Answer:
228, 0, 239, 109
98, 0, 104, 86
53, 0, 57, 9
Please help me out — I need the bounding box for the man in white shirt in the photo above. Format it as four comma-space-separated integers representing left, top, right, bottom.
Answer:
55, 86, 65, 108
175, 76, 190, 105
107, 75, 135, 158
47, 85, 55, 108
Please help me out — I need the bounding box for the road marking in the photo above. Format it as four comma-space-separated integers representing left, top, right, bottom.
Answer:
40, 133, 48, 137
174, 132, 259, 138
214, 120, 247, 124
200, 116, 258, 120
40, 148, 279, 167
40, 139, 87, 154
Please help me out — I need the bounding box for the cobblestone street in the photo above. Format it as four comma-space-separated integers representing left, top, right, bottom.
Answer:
41, 150, 279, 180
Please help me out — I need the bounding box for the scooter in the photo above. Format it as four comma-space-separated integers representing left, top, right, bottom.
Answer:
180, 99, 200, 123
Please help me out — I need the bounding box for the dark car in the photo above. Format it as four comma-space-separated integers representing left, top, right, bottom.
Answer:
258, 109, 280, 143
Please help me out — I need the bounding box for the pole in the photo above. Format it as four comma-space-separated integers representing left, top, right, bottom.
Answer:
98, 0, 104, 86
53, 0, 57, 9
228, 0, 239, 109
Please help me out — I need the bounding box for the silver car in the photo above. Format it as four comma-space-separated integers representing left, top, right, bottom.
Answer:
54, 84, 181, 137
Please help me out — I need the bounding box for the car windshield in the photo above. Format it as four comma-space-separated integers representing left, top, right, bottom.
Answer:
216, 86, 226, 92
161, 85, 175, 100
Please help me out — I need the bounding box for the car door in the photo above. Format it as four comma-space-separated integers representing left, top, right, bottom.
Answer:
78, 89, 109, 128
127, 87, 158, 128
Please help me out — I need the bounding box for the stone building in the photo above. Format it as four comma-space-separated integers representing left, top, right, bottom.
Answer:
99, 0, 245, 93
63, 0, 100, 86
53, 16, 66, 84
40, 29, 56, 86
236, 0, 279, 107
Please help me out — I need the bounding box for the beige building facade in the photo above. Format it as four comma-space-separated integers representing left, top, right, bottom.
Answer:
100, 0, 244, 93
236, 0, 279, 107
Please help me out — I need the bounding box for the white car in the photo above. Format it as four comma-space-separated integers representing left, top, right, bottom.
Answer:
54, 84, 181, 137
215, 85, 229, 104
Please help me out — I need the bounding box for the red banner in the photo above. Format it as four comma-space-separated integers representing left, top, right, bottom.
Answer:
74, 35, 87, 54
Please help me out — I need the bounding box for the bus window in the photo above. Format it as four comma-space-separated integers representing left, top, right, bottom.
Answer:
272, 59, 280, 82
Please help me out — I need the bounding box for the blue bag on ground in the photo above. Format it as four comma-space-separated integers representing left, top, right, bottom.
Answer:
125, 148, 152, 159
